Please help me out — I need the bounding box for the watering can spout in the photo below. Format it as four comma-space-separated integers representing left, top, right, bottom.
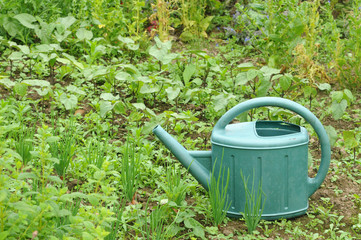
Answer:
153, 125, 211, 190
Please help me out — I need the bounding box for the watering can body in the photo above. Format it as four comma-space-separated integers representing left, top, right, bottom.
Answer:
153, 97, 331, 220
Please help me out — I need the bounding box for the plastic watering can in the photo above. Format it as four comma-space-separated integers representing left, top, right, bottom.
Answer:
153, 97, 331, 220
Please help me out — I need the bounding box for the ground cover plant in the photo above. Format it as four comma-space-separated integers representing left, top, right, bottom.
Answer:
1, 0, 361, 239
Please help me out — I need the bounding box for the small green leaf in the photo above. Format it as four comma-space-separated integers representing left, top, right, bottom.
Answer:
343, 130, 358, 149
256, 79, 271, 97
60, 94, 78, 110
317, 83, 331, 91
88, 194, 100, 206
303, 86, 317, 98
166, 86, 180, 100
22, 79, 50, 87
325, 125, 338, 147
100, 93, 119, 101
331, 99, 347, 120
247, 69, 259, 81
99, 100, 114, 118
183, 64, 196, 86
279, 75, 292, 91
132, 103, 146, 110
0, 78, 15, 88
0, 231, 9, 240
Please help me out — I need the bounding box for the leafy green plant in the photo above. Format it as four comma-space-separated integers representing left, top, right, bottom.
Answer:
82, 134, 109, 169
330, 89, 354, 120
121, 138, 140, 203
49, 118, 76, 178
240, 170, 266, 234
13, 125, 35, 166
178, 0, 213, 42
208, 158, 231, 228
343, 130, 360, 162
161, 165, 188, 206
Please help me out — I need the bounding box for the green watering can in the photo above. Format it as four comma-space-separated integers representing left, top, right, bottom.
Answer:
153, 97, 331, 220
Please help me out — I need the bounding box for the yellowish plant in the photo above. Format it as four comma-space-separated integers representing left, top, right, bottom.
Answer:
150, 0, 178, 41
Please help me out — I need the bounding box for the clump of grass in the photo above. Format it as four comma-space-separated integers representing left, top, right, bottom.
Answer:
161, 165, 188, 206
82, 134, 108, 169
50, 119, 76, 178
13, 125, 35, 166
121, 138, 140, 203
208, 158, 232, 228
240, 170, 266, 234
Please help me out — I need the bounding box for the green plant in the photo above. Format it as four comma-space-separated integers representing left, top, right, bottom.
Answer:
82, 134, 109, 169
161, 165, 188, 206
150, 0, 178, 41
208, 157, 231, 228
49, 118, 76, 178
121, 138, 140, 203
13, 125, 35, 166
240, 170, 266, 234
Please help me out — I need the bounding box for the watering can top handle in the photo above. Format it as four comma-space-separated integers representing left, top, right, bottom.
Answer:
214, 97, 331, 197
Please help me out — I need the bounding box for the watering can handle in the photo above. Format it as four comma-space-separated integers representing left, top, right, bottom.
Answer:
213, 97, 331, 197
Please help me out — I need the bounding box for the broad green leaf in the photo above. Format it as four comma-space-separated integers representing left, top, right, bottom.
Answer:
99, 100, 114, 118
0, 190, 7, 202
132, 103, 146, 110
12, 201, 36, 213
113, 101, 126, 114
279, 75, 292, 91
247, 69, 260, 81
192, 78, 203, 86
166, 86, 180, 100
256, 79, 271, 97
115, 71, 131, 81
66, 85, 86, 95
88, 194, 100, 206
60, 94, 78, 110
14, 83, 28, 97
183, 64, 196, 86
331, 99, 347, 120
76, 28, 93, 41
63, 53, 84, 70
260, 66, 280, 80
317, 83, 331, 91
235, 72, 249, 85
343, 130, 358, 149
17, 45, 30, 54
0, 78, 15, 88
118, 36, 134, 44
213, 93, 230, 112
2, 17, 21, 37
82, 232, 94, 240
9, 51, 23, 60
0, 231, 9, 240
325, 125, 338, 147
331, 91, 343, 103
237, 62, 255, 71
56, 16, 76, 30
13, 13, 37, 29
100, 93, 119, 101
303, 86, 317, 98
184, 218, 205, 238
22, 79, 50, 87
343, 89, 353, 103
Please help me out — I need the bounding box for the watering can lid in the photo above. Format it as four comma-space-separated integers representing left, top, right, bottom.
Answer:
211, 121, 309, 149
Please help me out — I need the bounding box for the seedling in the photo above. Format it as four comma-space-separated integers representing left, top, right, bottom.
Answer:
240, 170, 266, 234
208, 157, 231, 228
